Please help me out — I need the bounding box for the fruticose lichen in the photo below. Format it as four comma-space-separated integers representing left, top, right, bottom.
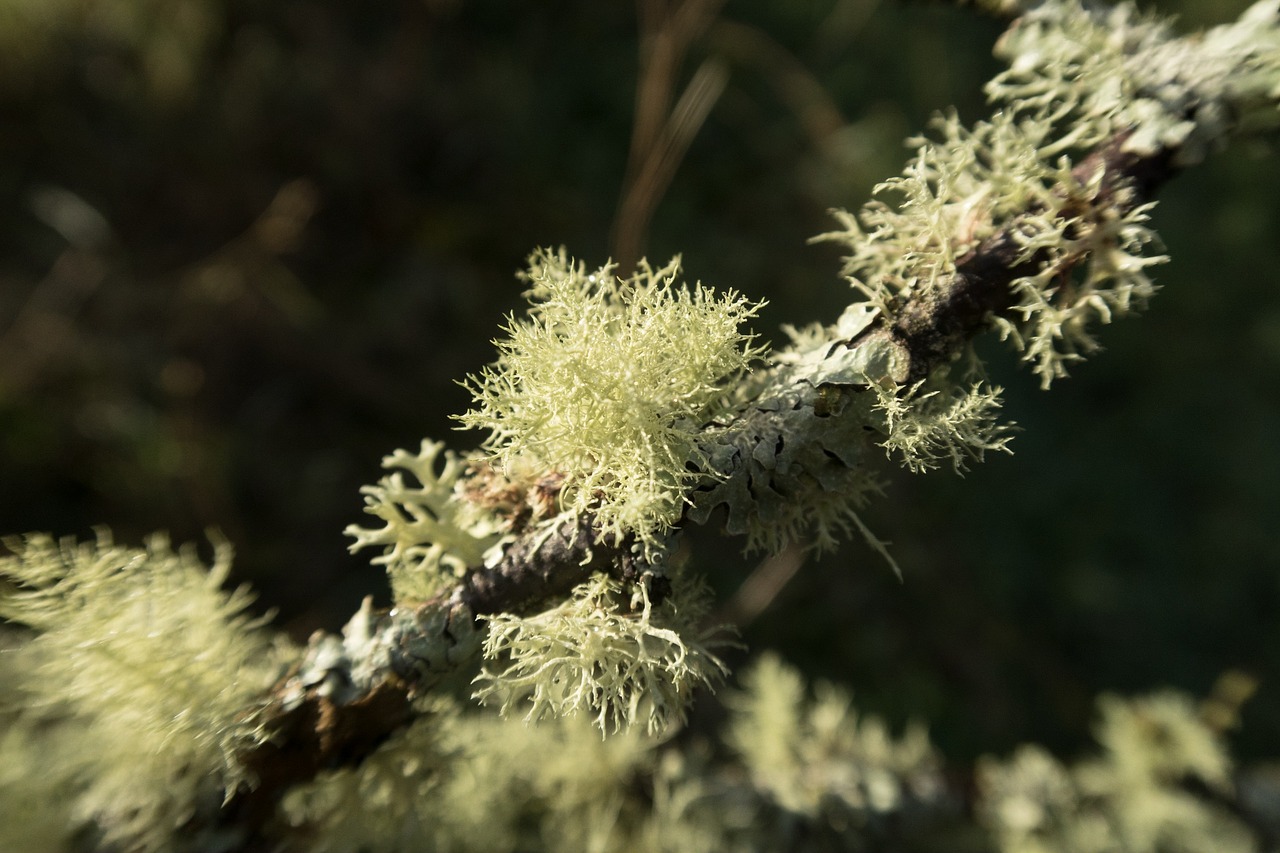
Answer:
346, 439, 506, 603
818, 0, 1280, 388
457, 248, 765, 557
472, 572, 730, 737
977, 688, 1257, 853
0, 531, 287, 852
727, 653, 947, 827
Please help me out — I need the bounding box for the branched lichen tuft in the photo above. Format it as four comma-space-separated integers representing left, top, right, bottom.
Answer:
458, 248, 766, 555
346, 439, 507, 603
281, 698, 661, 853
0, 531, 289, 852
819, 107, 1169, 388
873, 378, 1014, 473
991, 171, 1167, 388
473, 572, 731, 737
727, 653, 947, 830
989, 0, 1280, 166
985, 0, 1280, 384
977, 689, 1256, 853
818, 0, 1280, 389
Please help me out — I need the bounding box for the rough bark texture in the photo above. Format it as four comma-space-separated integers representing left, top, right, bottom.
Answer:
454, 513, 641, 615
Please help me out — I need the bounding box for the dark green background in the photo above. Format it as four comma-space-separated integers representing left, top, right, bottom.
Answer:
2, 0, 1276, 763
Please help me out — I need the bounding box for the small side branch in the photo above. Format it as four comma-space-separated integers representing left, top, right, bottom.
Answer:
890, 131, 1179, 383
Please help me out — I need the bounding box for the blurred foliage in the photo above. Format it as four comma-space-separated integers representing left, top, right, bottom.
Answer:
1, 0, 1276, 778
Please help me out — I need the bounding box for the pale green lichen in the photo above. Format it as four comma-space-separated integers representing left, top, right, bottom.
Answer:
977, 690, 1255, 853
817, 0, 1280, 389
989, 0, 1280, 165
281, 698, 663, 853
815, 110, 1069, 326
457, 248, 765, 555
0, 531, 288, 852
818, 107, 1168, 389
281, 656, 1263, 853
281, 654, 954, 853
346, 439, 506, 603
818, 114, 1023, 315
692, 377, 892, 558
985, 0, 1280, 384
0, 637, 82, 853
282, 701, 737, 853
873, 377, 1014, 474
726, 653, 946, 830
988, 155, 1167, 388
473, 572, 730, 737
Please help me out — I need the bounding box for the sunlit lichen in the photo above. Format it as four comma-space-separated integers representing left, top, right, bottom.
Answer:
727, 653, 946, 829
0, 531, 289, 852
689, 311, 902, 563
473, 572, 730, 737
281, 697, 662, 853
817, 0, 1280, 389
873, 377, 1014, 473
346, 439, 507, 603
977, 689, 1256, 853
457, 248, 765, 555
989, 0, 1280, 165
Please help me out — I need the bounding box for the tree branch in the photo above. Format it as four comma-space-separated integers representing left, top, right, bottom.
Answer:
890, 130, 1180, 383
221, 0, 1280, 835
221, 126, 1189, 847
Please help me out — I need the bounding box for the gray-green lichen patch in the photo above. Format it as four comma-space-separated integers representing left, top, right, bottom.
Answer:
690, 321, 903, 556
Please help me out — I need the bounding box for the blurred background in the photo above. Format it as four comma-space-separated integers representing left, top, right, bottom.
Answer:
1, 0, 1276, 765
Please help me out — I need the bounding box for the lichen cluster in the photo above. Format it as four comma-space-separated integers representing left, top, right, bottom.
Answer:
818, 103, 1167, 389
688, 310, 901, 559
346, 439, 506, 603
473, 572, 729, 737
977, 687, 1256, 853
0, 532, 286, 852
727, 654, 947, 830
457, 248, 766, 556
1, 0, 1277, 850
281, 656, 954, 853
989, 0, 1280, 166
819, 0, 1280, 388
281, 658, 1262, 853
872, 376, 1013, 474
281, 698, 673, 853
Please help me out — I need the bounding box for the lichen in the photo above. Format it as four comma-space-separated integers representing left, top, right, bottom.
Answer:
977, 689, 1256, 853
346, 439, 507, 603
689, 310, 903, 561
872, 377, 1014, 474
280, 698, 661, 853
989, 0, 1280, 166
817, 1, 1280, 389
0, 531, 288, 852
457, 248, 765, 557
726, 653, 947, 832
472, 572, 730, 737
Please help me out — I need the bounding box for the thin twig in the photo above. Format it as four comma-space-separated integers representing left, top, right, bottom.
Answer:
613, 0, 730, 273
